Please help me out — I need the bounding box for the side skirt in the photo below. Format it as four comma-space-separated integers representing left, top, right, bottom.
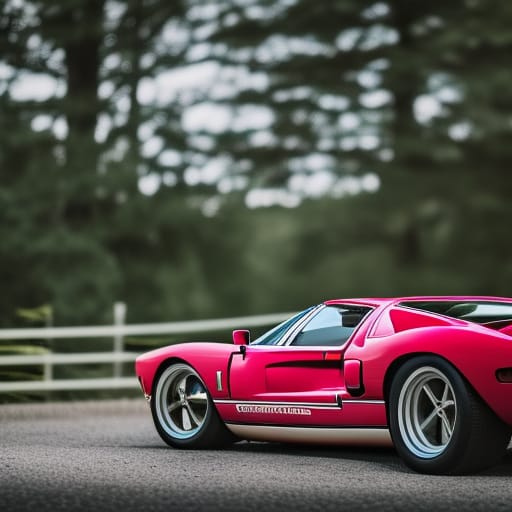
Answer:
225, 424, 393, 447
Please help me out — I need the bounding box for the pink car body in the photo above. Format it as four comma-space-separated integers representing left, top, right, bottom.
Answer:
136, 296, 512, 474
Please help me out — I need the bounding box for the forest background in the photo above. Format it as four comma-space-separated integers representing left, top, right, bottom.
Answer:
1, 0, 511, 330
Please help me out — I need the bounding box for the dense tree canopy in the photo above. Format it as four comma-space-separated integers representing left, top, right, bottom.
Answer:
0, 0, 511, 326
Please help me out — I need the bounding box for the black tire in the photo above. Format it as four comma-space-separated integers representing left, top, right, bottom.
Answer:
151, 362, 235, 449
388, 355, 511, 474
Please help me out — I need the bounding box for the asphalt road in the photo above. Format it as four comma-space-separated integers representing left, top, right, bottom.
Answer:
1, 400, 511, 512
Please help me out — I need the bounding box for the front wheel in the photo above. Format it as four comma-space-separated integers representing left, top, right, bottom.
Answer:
389, 356, 511, 474
151, 362, 234, 448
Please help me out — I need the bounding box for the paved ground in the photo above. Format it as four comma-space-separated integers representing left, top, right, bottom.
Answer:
1, 400, 512, 512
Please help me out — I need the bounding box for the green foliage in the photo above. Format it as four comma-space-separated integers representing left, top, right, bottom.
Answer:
0, 0, 511, 330
16, 304, 52, 323
0, 344, 48, 402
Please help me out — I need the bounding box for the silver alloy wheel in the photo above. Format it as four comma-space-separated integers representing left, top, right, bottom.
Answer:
154, 364, 209, 440
397, 366, 457, 459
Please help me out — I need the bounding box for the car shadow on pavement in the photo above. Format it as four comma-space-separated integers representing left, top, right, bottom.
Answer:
226, 441, 512, 476
480, 449, 512, 476
228, 441, 406, 473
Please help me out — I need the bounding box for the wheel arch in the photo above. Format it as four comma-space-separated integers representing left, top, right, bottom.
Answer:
150, 356, 227, 421
382, 352, 471, 417
151, 356, 189, 396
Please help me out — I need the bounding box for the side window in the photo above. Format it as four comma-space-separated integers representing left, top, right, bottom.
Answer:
290, 305, 370, 347
250, 307, 315, 345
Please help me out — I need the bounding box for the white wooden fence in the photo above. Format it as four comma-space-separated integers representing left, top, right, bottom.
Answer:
0, 312, 292, 393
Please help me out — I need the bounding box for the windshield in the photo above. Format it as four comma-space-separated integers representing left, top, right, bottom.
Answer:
251, 307, 315, 346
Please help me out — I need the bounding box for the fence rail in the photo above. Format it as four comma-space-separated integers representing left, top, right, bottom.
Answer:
0, 312, 292, 394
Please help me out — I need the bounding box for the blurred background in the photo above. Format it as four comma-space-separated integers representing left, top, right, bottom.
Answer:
1, 0, 511, 328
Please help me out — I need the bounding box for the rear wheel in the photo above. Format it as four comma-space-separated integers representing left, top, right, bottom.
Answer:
389, 356, 511, 474
151, 362, 234, 448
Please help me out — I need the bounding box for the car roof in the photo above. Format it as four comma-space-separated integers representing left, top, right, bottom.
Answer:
324, 296, 512, 308
324, 298, 392, 307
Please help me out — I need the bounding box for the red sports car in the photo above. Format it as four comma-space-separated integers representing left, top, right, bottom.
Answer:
135, 296, 512, 474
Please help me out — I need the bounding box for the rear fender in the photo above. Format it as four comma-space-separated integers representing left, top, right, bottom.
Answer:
345, 326, 512, 426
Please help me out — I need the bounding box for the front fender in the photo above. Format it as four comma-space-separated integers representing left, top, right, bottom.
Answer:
135, 342, 240, 401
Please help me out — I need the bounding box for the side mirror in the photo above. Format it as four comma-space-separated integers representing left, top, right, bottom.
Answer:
232, 329, 250, 345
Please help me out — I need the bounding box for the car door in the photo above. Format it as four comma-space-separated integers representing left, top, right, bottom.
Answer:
226, 305, 366, 426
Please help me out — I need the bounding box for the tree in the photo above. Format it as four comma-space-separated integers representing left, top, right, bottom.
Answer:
1, 0, 511, 327
195, 0, 512, 287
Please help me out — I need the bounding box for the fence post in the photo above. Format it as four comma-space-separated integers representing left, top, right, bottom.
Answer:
44, 307, 54, 386
43, 352, 53, 382
113, 302, 126, 378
